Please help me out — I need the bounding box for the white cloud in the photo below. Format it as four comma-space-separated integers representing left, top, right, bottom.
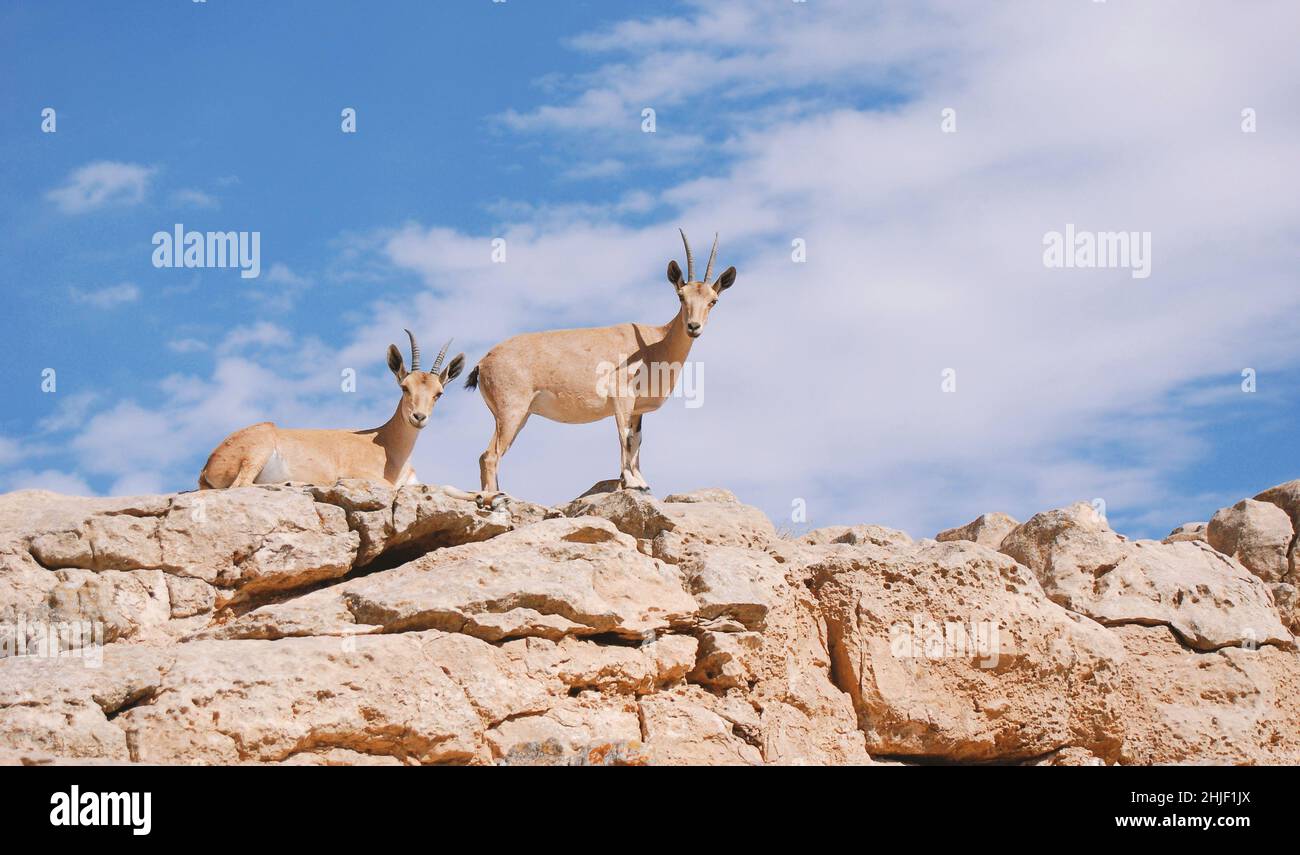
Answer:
500, 1, 955, 137
70, 282, 140, 308
562, 158, 625, 180
245, 263, 312, 311
216, 321, 294, 355
167, 338, 209, 354
0, 436, 20, 468
62, 324, 370, 491
0, 469, 94, 496
172, 188, 218, 208
109, 472, 167, 496
46, 161, 155, 213
265, 263, 308, 287
37, 392, 102, 434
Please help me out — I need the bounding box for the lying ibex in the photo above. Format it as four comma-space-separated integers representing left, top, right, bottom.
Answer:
199, 331, 464, 489
465, 230, 736, 494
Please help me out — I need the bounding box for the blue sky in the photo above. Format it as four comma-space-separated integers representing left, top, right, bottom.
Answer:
2, 0, 1298, 540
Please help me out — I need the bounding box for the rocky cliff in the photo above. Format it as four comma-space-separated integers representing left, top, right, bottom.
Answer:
1, 477, 1297, 766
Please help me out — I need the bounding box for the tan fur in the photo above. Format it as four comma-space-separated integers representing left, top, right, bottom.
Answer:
470, 232, 736, 494
199, 334, 464, 489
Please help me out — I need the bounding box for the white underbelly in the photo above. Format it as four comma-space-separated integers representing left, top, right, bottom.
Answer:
254, 449, 292, 484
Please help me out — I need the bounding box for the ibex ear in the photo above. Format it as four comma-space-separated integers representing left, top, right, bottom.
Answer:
667, 260, 684, 289
713, 266, 737, 293
386, 344, 407, 381
441, 353, 465, 383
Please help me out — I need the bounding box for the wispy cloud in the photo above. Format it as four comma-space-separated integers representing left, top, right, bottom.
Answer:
0, 436, 20, 468
498, 1, 952, 140
60, 323, 376, 491
46, 161, 155, 213
0, 468, 94, 496
562, 158, 625, 180
172, 187, 219, 209
70, 282, 140, 308
215, 321, 294, 356
167, 337, 209, 354
265, 263, 308, 287
37, 392, 102, 434
247, 263, 311, 311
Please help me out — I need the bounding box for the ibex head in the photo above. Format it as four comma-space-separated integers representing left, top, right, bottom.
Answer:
666, 229, 737, 338
386, 330, 465, 429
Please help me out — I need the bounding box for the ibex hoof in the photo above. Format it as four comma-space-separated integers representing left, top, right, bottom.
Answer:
476, 492, 509, 510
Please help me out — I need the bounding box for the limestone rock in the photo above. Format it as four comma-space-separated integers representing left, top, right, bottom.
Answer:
1113, 624, 1300, 765
1271, 583, 1298, 631
1032, 747, 1107, 766
1163, 522, 1207, 544
564, 487, 776, 562
799, 524, 913, 549
515, 633, 698, 695
5, 480, 1300, 766
687, 629, 762, 690
312, 480, 550, 566
562, 489, 677, 542
935, 512, 1019, 549
1255, 478, 1300, 528
1207, 498, 1293, 583
14, 487, 359, 599
488, 695, 646, 765
204, 517, 699, 644
663, 488, 740, 504
806, 538, 1126, 762
680, 545, 782, 630
1001, 503, 1289, 651
638, 687, 764, 765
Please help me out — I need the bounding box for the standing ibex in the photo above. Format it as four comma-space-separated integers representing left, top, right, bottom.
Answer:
465, 230, 736, 495
199, 331, 464, 489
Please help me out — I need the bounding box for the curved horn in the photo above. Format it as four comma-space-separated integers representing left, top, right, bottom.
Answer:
432, 338, 453, 374
678, 228, 695, 282
703, 232, 719, 283
404, 329, 421, 372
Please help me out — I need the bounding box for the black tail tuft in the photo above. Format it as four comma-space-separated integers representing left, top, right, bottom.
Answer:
464, 365, 480, 391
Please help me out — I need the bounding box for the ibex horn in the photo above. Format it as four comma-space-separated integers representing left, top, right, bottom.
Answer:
679, 228, 694, 282
703, 232, 719, 284
432, 338, 453, 374
404, 329, 421, 372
